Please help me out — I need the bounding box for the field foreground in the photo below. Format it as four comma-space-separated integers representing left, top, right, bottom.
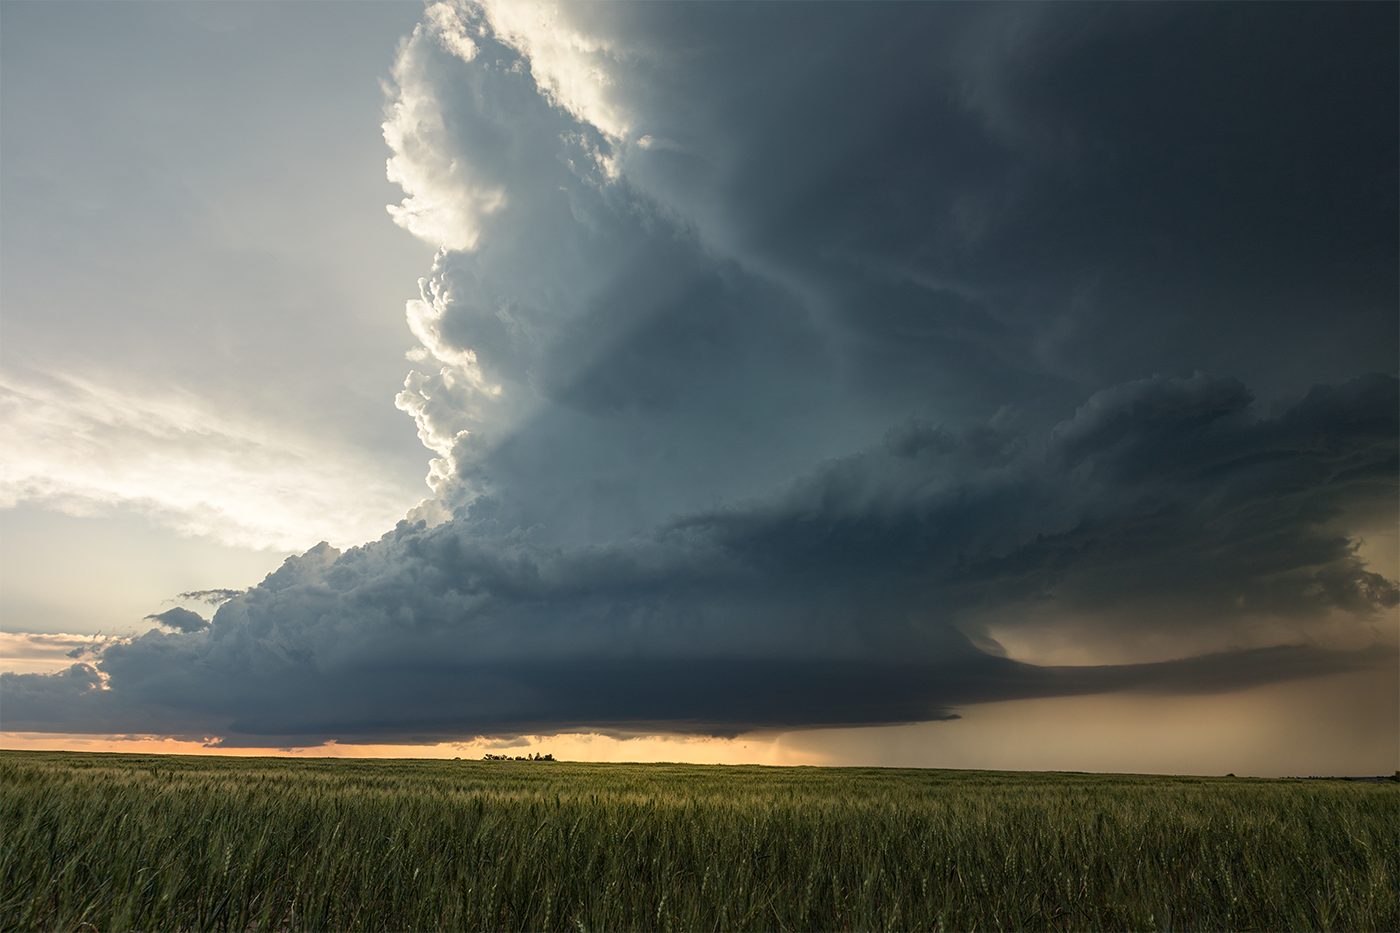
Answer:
2, 751, 1396, 931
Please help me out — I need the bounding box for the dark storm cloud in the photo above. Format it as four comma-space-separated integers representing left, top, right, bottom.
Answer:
4, 373, 1394, 740
703, 374, 1397, 640
144, 607, 210, 633
390, 1, 1395, 535
5, 3, 1395, 744
542, 2, 1395, 417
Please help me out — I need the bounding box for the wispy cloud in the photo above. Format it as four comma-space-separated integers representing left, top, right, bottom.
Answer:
0, 371, 426, 551
0, 632, 129, 676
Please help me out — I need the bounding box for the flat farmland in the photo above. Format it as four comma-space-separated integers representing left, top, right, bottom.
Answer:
2, 750, 1395, 931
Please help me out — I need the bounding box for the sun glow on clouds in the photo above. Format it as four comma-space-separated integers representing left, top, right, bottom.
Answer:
0, 633, 127, 676
473, 1, 634, 143
384, 1, 630, 262
384, 5, 506, 254
0, 371, 425, 552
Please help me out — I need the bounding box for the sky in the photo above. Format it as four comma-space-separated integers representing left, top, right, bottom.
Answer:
2, 1, 1396, 776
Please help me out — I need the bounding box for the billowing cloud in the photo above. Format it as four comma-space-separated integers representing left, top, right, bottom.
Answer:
4, 373, 1394, 741
144, 607, 209, 634
5, 2, 1395, 747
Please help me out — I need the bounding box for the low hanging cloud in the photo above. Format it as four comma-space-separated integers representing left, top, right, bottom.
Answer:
4, 373, 1394, 742
143, 607, 209, 634
4, 3, 1394, 746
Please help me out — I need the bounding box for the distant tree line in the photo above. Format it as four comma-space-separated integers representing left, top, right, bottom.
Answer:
481, 752, 554, 761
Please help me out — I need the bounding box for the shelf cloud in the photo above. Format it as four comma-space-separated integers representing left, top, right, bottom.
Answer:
5, 371, 1395, 741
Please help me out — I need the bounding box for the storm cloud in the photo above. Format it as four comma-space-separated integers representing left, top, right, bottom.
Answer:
5, 371, 1395, 740
4, 2, 1395, 745
143, 607, 210, 634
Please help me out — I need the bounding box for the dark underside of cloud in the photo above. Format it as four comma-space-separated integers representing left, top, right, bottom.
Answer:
4, 373, 1395, 743
166, 646, 1400, 743
9, 643, 1389, 747
3, 3, 1395, 746
144, 607, 209, 634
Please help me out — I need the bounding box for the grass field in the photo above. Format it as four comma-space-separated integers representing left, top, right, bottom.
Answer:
2, 750, 1396, 931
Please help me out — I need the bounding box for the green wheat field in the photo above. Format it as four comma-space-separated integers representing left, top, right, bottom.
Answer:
2, 751, 1396, 931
